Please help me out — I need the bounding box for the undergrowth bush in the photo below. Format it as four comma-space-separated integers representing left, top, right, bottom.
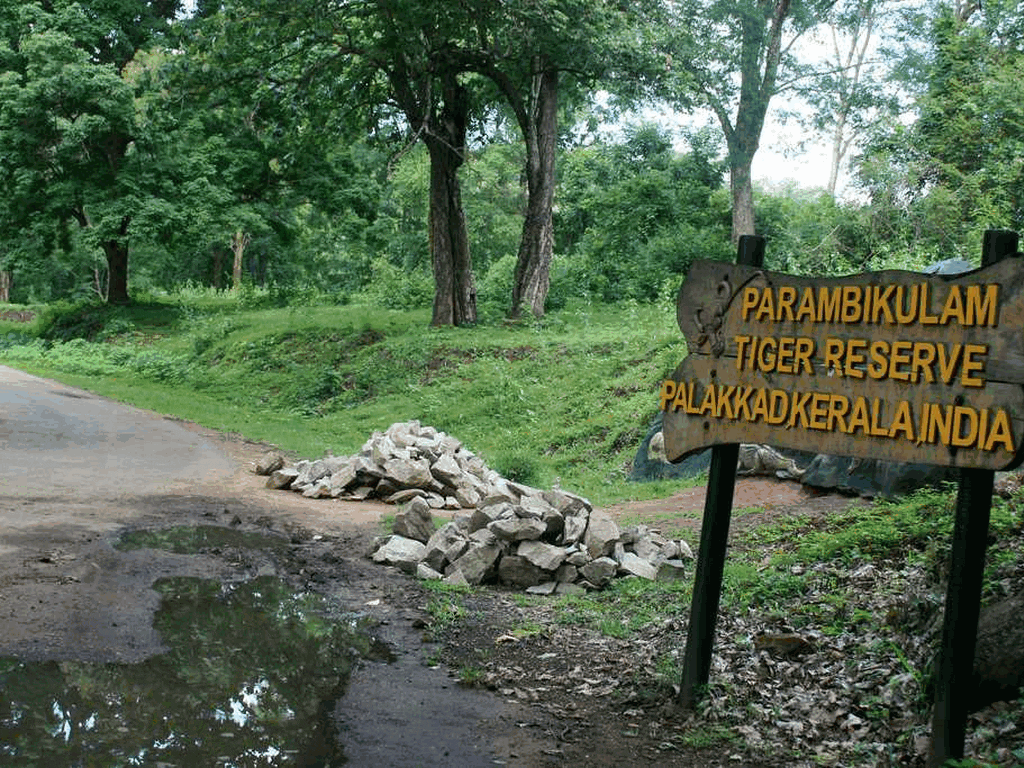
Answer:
362, 258, 433, 310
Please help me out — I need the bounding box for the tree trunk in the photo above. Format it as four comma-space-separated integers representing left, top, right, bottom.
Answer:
102, 243, 129, 304
424, 73, 476, 327
231, 231, 250, 291
511, 66, 558, 320
426, 136, 476, 326
719, 0, 790, 243
730, 155, 757, 240
99, 215, 130, 305
0, 271, 10, 303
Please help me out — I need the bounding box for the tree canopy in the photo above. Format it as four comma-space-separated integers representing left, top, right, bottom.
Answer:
1, 0, 1022, 311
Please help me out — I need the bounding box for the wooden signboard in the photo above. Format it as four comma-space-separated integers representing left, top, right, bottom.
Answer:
668, 231, 1022, 768
661, 258, 1024, 471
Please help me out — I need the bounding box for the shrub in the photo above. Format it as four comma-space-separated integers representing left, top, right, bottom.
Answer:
362, 258, 433, 310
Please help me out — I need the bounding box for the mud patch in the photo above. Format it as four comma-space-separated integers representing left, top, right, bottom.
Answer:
114, 524, 291, 555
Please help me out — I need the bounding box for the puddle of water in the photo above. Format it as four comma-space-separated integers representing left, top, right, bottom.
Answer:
0, 576, 391, 766
114, 524, 290, 554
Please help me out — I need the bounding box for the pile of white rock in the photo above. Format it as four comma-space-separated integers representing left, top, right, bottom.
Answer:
257, 420, 694, 592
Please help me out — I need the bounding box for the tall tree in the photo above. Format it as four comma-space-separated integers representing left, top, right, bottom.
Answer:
197, 0, 481, 325
456, 0, 664, 318
0, 1, 182, 304
854, 0, 1024, 252
810, 0, 900, 195
664, 0, 839, 240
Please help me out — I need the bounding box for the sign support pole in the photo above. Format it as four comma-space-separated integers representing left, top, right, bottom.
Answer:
678, 235, 765, 711
929, 229, 1019, 767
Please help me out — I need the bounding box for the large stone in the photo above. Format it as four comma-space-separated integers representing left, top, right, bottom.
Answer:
617, 552, 657, 580
371, 535, 426, 574
562, 513, 588, 546
579, 557, 617, 588
266, 467, 299, 490
416, 562, 443, 581
488, 517, 547, 542
583, 510, 620, 559
328, 462, 358, 494
254, 452, 285, 476
302, 481, 332, 499
655, 559, 687, 582
565, 547, 591, 567
542, 488, 591, 515
525, 581, 558, 595
498, 555, 548, 588
352, 454, 386, 481
437, 434, 462, 455
430, 453, 463, 485
631, 530, 667, 563
972, 593, 1024, 711
554, 564, 578, 583
423, 522, 468, 572
516, 540, 567, 572
453, 482, 482, 509
517, 494, 552, 519
444, 569, 470, 587
447, 543, 502, 585
458, 454, 489, 481
384, 457, 434, 489
386, 488, 427, 505
469, 501, 515, 532
295, 459, 331, 487
443, 538, 471, 565
542, 508, 565, 539
392, 497, 435, 543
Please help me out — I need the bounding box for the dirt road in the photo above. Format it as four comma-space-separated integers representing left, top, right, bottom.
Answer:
0, 366, 555, 766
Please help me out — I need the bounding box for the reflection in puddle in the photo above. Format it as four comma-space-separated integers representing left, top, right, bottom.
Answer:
0, 577, 391, 766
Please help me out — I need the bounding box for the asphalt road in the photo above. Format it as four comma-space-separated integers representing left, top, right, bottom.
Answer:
0, 364, 235, 503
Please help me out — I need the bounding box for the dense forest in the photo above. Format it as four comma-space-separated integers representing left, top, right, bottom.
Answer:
0, 0, 1021, 321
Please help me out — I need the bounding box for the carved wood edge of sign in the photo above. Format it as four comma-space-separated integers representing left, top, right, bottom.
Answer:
661, 257, 1024, 471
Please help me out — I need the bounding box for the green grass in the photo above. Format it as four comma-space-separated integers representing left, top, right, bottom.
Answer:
0, 295, 684, 505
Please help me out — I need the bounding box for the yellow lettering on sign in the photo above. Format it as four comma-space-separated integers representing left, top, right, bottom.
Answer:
918, 283, 940, 325
965, 284, 999, 326
849, 397, 871, 434
841, 286, 863, 323
941, 286, 966, 326
961, 344, 987, 387
868, 341, 889, 379
659, 380, 677, 411
755, 289, 775, 322
985, 410, 1014, 452
952, 406, 980, 447
768, 390, 789, 424
889, 400, 915, 440
827, 395, 850, 432
698, 385, 716, 416
795, 287, 816, 322
777, 286, 797, 321
910, 343, 937, 383
817, 287, 842, 323
844, 339, 867, 379
870, 398, 888, 436
751, 388, 770, 422
871, 285, 895, 324
890, 341, 913, 382
741, 287, 760, 320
